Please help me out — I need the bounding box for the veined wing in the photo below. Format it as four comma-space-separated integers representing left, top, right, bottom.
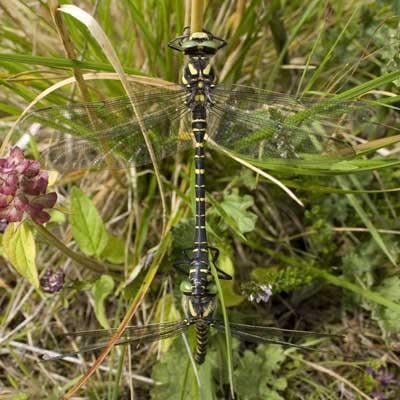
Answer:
208, 84, 392, 162
213, 320, 342, 353
43, 320, 188, 361
17, 84, 191, 173
215, 320, 342, 338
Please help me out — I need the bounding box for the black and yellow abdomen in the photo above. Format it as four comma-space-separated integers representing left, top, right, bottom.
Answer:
192, 105, 208, 261
194, 319, 209, 364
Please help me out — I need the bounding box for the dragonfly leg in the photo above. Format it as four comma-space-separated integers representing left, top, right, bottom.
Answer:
201, 29, 227, 49
179, 247, 232, 279
213, 262, 232, 280
208, 246, 220, 263
182, 247, 195, 261
208, 247, 232, 280
172, 261, 189, 275
173, 248, 195, 274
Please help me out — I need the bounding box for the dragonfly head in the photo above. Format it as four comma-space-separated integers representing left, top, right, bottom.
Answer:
180, 278, 218, 323
168, 30, 226, 56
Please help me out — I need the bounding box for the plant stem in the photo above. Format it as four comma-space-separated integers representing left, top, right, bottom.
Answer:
33, 223, 119, 276
191, 0, 203, 33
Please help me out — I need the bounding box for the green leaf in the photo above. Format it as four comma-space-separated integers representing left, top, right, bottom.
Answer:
219, 254, 245, 307
48, 209, 66, 224
101, 235, 125, 264
243, 156, 400, 176
207, 193, 246, 241
220, 189, 257, 234
0, 53, 141, 75
239, 169, 258, 190
92, 274, 115, 329
2, 223, 38, 288
153, 293, 181, 354
70, 187, 108, 257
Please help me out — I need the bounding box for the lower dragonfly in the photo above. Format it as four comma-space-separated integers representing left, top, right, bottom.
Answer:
45, 267, 342, 364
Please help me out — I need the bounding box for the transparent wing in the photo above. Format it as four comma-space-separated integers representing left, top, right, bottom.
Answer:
208, 84, 389, 162
17, 84, 192, 173
215, 320, 342, 339
43, 320, 188, 361
214, 320, 341, 354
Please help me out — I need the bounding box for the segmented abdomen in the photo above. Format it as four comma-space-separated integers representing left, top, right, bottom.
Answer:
194, 320, 209, 364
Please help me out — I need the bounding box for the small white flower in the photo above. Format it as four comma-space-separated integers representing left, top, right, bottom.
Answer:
247, 283, 273, 304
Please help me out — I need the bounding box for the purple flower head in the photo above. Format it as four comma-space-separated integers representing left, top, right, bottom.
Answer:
40, 268, 65, 293
0, 147, 57, 224
377, 366, 394, 386
367, 366, 395, 400
371, 389, 387, 400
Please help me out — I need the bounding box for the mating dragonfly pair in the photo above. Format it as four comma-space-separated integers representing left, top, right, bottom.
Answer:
18, 28, 394, 363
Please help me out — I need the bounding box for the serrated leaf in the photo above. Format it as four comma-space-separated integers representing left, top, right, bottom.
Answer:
2, 223, 38, 288
374, 277, 400, 334
272, 377, 288, 391
92, 274, 115, 329
239, 169, 258, 190
150, 339, 193, 400
234, 344, 287, 400
220, 189, 257, 234
150, 338, 216, 400
101, 235, 125, 264
70, 187, 108, 257
207, 193, 246, 241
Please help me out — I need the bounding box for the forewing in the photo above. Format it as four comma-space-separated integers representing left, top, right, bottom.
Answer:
43, 320, 188, 361
208, 84, 383, 162
17, 85, 191, 173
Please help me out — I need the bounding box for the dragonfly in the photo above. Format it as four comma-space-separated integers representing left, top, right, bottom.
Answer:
17, 29, 394, 364
44, 304, 343, 364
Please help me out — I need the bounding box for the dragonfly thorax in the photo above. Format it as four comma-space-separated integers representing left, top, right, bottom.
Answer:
182, 57, 216, 107
180, 274, 217, 323
182, 293, 217, 324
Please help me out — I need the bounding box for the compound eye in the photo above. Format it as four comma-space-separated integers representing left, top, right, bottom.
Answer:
180, 279, 192, 294
207, 281, 217, 295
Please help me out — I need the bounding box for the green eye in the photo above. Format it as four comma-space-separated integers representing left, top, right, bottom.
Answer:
182, 40, 199, 50
180, 279, 192, 294
207, 282, 217, 294
202, 40, 218, 50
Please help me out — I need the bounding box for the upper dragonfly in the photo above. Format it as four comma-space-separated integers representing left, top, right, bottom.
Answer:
17, 30, 389, 176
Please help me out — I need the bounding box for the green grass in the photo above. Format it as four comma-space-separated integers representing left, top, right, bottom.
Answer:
1, 1, 400, 399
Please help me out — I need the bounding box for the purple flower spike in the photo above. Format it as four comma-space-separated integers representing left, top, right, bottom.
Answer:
0, 147, 57, 224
